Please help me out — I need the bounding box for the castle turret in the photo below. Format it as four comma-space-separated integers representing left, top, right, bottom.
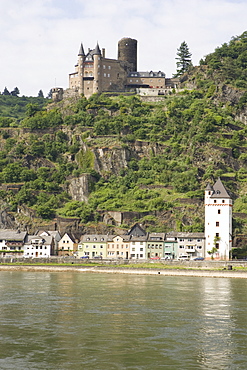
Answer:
78, 43, 85, 94
93, 42, 101, 94
118, 37, 137, 72
204, 178, 232, 260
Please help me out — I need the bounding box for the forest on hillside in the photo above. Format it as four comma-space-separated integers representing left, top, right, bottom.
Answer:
0, 31, 247, 243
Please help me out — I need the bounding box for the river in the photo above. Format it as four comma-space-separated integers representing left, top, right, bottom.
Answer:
0, 271, 247, 369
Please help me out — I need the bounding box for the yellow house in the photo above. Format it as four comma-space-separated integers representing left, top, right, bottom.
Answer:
58, 233, 78, 256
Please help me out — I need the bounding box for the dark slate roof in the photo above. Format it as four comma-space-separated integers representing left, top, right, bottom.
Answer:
78, 43, 85, 56
210, 178, 230, 199
94, 42, 101, 55
128, 71, 165, 78
127, 223, 147, 237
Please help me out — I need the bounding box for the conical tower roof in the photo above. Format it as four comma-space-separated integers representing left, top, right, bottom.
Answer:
94, 42, 101, 55
210, 178, 230, 199
205, 183, 214, 191
78, 43, 85, 56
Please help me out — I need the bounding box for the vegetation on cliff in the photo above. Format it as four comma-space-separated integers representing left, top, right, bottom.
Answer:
0, 31, 247, 238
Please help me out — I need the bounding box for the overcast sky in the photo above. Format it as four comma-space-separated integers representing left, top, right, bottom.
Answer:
1, 0, 246, 97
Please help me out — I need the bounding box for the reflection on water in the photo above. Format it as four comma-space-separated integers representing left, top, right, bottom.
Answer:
0, 272, 247, 369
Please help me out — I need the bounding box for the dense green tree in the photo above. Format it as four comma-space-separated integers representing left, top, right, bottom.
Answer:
175, 41, 192, 77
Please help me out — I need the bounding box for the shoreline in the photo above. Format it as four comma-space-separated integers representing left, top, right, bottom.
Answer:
0, 264, 247, 278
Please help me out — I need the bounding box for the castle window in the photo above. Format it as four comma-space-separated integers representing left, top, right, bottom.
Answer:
108, 74, 110, 77
218, 209, 221, 214
103, 65, 106, 69
215, 243, 219, 249
216, 222, 219, 227
104, 73, 106, 77
222, 200, 225, 203
130, 79, 132, 82
108, 66, 111, 69
214, 200, 217, 203
216, 233, 219, 237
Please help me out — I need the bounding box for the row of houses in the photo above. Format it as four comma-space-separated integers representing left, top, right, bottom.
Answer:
0, 178, 233, 261
0, 224, 206, 260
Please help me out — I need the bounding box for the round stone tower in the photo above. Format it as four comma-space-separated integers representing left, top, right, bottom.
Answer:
118, 37, 137, 72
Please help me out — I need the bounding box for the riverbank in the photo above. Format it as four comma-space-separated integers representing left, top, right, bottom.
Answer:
1, 264, 247, 278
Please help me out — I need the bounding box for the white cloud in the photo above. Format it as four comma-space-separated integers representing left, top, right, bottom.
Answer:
0, 0, 246, 96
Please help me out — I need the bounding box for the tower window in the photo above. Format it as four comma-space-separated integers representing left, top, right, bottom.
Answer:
214, 200, 217, 203
222, 200, 225, 203
216, 222, 219, 227
215, 243, 219, 249
218, 210, 221, 214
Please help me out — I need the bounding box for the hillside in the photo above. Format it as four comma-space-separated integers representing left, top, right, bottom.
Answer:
0, 31, 247, 242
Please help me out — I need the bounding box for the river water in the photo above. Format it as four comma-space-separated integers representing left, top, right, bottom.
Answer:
0, 271, 247, 369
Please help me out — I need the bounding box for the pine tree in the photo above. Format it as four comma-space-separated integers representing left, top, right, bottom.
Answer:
38, 90, 44, 98
10, 87, 20, 96
2, 87, 10, 95
175, 41, 192, 77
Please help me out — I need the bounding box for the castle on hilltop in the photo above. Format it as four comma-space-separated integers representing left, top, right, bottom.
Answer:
52, 37, 179, 101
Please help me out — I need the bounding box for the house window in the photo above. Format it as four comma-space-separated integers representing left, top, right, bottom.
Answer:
216, 222, 219, 227
218, 210, 221, 214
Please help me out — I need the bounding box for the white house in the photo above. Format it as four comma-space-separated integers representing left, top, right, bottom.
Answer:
0, 229, 27, 257
205, 178, 232, 260
23, 235, 54, 258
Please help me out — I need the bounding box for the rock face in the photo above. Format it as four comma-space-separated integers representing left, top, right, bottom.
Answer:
67, 174, 96, 202
0, 207, 17, 229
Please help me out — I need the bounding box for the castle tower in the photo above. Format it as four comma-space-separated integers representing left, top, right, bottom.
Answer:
78, 43, 85, 94
204, 178, 232, 260
118, 37, 137, 72
93, 42, 101, 94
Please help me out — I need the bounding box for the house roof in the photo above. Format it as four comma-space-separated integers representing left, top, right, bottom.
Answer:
127, 223, 147, 237
0, 229, 27, 241
148, 233, 166, 241
210, 178, 230, 199
80, 235, 108, 243
37, 230, 61, 242
165, 232, 205, 239
128, 71, 165, 78
26, 235, 53, 245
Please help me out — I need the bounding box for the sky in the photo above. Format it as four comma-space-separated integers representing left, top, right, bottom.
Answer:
0, 0, 246, 97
